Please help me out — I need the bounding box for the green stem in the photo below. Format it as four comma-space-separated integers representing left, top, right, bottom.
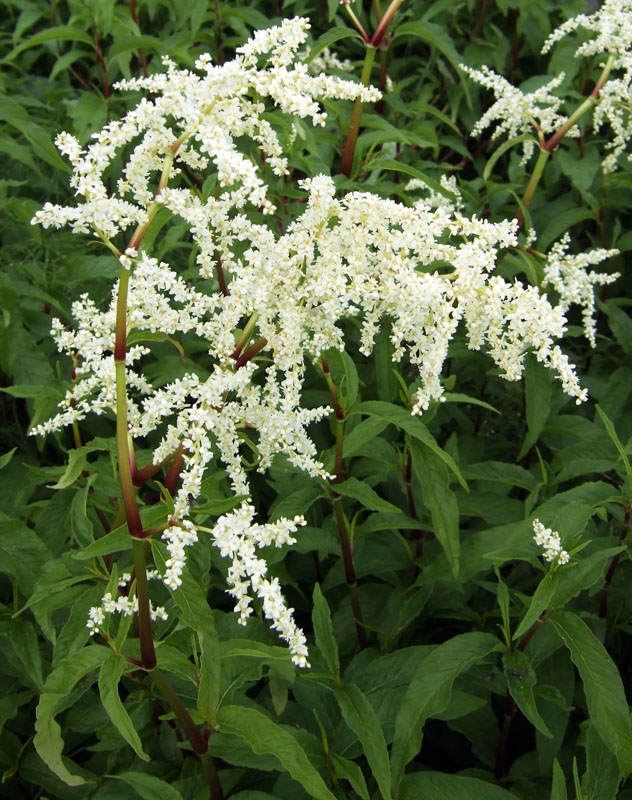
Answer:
341, 0, 369, 42
517, 147, 550, 226
321, 355, 345, 482
153, 669, 224, 800
339, 46, 377, 178
115, 274, 156, 668
517, 54, 615, 224
113, 146, 183, 668
232, 312, 258, 359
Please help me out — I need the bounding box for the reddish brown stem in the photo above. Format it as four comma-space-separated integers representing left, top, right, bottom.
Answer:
130, 0, 148, 77
403, 450, 427, 571
215, 252, 229, 296
234, 337, 267, 370
94, 31, 110, 99
600, 505, 630, 618
495, 614, 547, 778
164, 444, 185, 495
333, 500, 368, 649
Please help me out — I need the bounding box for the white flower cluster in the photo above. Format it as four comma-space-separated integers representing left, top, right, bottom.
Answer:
31, 16, 381, 237
542, 0, 632, 59
308, 46, 354, 74
205, 503, 309, 667
87, 571, 168, 636
532, 518, 570, 567
33, 18, 591, 664
543, 233, 619, 347
459, 66, 577, 163
543, 0, 632, 173
405, 175, 464, 211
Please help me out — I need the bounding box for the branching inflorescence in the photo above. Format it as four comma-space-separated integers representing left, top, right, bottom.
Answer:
32, 17, 598, 666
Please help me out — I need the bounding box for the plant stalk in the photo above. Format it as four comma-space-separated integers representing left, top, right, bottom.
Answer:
339, 46, 377, 177
153, 669, 224, 800
333, 500, 368, 649
517, 54, 615, 225
600, 504, 630, 618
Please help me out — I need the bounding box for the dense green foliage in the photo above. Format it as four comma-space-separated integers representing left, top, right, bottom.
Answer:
1, 1, 632, 798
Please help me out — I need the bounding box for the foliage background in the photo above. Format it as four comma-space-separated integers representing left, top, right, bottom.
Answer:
1, 0, 632, 798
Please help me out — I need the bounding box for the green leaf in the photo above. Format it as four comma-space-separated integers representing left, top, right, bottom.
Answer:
539, 207, 595, 252
335, 477, 400, 514
74, 503, 166, 560
390, 632, 500, 796
552, 546, 624, 610
48, 439, 113, 490
108, 771, 184, 800
596, 404, 632, 492
154, 559, 220, 725
218, 640, 291, 661
461, 460, 538, 490
127, 331, 184, 357
3, 26, 94, 61
330, 752, 370, 800
68, 480, 94, 547
482, 134, 536, 182
442, 392, 499, 414
503, 650, 552, 737
34, 645, 109, 786
98, 651, 150, 761
0, 447, 16, 471
0, 96, 70, 171
600, 300, 632, 355
336, 683, 391, 800
551, 758, 567, 800
73, 523, 132, 560
393, 21, 463, 74
374, 160, 447, 197
343, 417, 389, 459
307, 27, 363, 63
410, 439, 460, 574
8, 620, 44, 691
192, 494, 249, 517
106, 34, 167, 60
550, 611, 632, 776
399, 770, 518, 799
198, 628, 221, 728
0, 691, 32, 738
353, 401, 467, 489
518, 353, 552, 459
514, 571, 558, 641
217, 705, 337, 800
312, 584, 340, 680
581, 721, 622, 800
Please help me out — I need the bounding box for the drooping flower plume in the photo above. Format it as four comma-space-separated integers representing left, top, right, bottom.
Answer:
32, 17, 592, 664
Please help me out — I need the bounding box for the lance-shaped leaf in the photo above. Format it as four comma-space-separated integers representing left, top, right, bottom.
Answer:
411, 439, 460, 574
551, 611, 632, 776
99, 651, 149, 761
108, 771, 184, 800
218, 705, 337, 800
390, 632, 500, 795
34, 645, 109, 786
399, 770, 519, 799
503, 649, 552, 738
312, 584, 340, 680
336, 683, 391, 800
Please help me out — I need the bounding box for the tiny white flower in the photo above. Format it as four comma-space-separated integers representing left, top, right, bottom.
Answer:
533, 519, 570, 567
